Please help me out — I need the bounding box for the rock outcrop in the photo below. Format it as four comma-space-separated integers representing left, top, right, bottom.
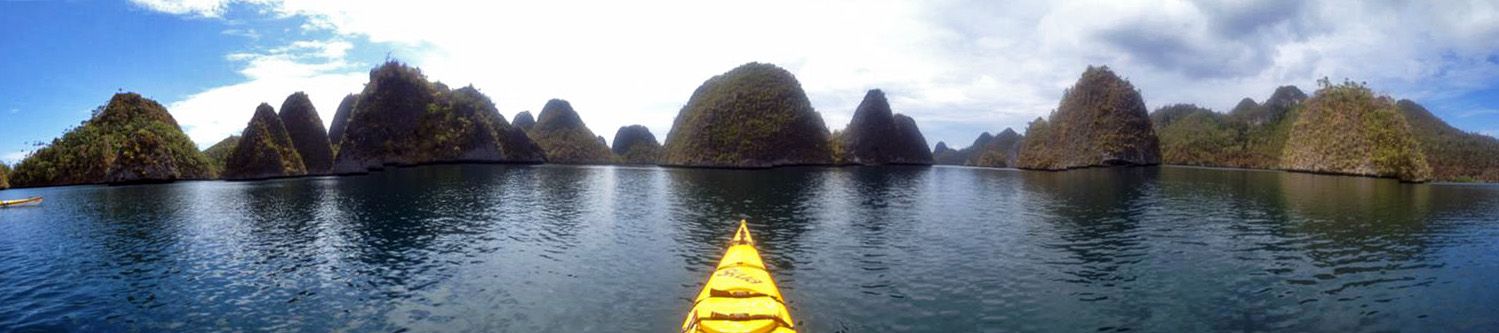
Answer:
10, 93, 214, 187
513, 111, 536, 131
612, 125, 662, 164
970, 128, 1023, 167
327, 94, 358, 151
1280, 80, 1431, 182
332, 61, 545, 173
0, 163, 10, 190
202, 135, 240, 175
1152, 86, 1306, 169
223, 103, 307, 180
527, 99, 614, 164
278, 92, 335, 174
661, 62, 834, 167
1396, 99, 1499, 182
1017, 66, 1161, 170
837, 89, 933, 165
933, 132, 998, 165
932, 142, 961, 165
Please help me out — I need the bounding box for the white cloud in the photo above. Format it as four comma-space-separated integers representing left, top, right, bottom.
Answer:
2, 151, 29, 165
130, 0, 235, 18
169, 39, 367, 148
135, 0, 1499, 149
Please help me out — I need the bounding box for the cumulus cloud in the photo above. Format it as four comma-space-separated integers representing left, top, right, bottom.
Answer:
169, 38, 366, 148
2, 151, 28, 165
130, 0, 237, 18
135, 0, 1499, 149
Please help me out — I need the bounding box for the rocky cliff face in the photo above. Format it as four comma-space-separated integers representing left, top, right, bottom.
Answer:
1017, 66, 1161, 170
932, 142, 961, 165
1396, 99, 1499, 182
513, 111, 536, 131
933, 132, 996, 165
612, 125, 662, 164
970, 128, 1023, 167
202, 135, 240, 176
278, 92, 335, 174
527, 99, 614, 164
837, 89, 933, 165
662, 62, 834, 167
223, 103, 307, 180
1281, 80, 1431, 182
332, 61, 544, 173
327, 94, 358, 152
10, 93, 214, 187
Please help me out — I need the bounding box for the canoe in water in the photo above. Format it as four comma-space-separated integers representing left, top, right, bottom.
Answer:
681, 220, 796, 333
0, 197, 42, 208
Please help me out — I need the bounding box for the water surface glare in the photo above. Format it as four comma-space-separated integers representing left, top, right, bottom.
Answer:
1, 165, 1497, 331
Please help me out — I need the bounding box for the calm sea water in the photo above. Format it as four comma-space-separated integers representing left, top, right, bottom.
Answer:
1, 165, 1497, 332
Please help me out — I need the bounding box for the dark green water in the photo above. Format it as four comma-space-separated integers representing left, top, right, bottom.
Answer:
1, 165, 1497, 332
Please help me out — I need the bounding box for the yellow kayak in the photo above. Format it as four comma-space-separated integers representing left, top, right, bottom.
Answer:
0, 197, 42, 208
682, 220, 796, 333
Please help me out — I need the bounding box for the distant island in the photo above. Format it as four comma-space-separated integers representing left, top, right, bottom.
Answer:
4, 60, 1499, 189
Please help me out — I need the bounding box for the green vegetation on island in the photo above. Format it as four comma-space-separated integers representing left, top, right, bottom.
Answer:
528, 99, 614, 164
278, 92, 336, 174
0, 163, 10, 190
662, 62, 834, 167
1397, 100, 1499, 182
837, 89, 934, 165
223, 103, 307, 180
933, 132, 993, 165
970, 128, 1023, 168
1151, 86, 1305, 168
202, 135, 240, 175
1017, 66, 1161, 170
1280, 79, 1431, 182
332, 61, 543, 173
513, 111, 536, 131
327, 93, 358, 153
10, 93, 214, 187
612, 125, 663, 164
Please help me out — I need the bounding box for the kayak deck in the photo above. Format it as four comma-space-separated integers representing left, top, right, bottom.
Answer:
0, 197, 42, 208
682, 220, 796, 333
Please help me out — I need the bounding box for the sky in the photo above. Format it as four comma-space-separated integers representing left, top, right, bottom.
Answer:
3, 0, 1499, 165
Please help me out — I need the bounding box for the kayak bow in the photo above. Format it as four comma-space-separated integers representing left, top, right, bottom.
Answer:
682, 220, 796, 333
0, 197, 42, 208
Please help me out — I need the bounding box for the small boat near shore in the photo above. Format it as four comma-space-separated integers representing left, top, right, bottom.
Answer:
0, 197, 43, 208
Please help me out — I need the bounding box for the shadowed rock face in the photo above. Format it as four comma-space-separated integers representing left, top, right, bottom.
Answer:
327, 94, 358, 151
332, 61, 545, 173
1397, 99, 1499, 182
1281, 80, 1431, 182
202, 135, 240, 175
513, 111, 536, 131
10, 93, 214, 187
1017, 66, 1161, 170
662, 62, 834, 167
1230, 85, 1306, 126
224, 103, 307, 180
612, 125, 662, 164
934, 132, 996, 165
278, 92, 335, 174
970, 128, 1023, 168
528, 99, 613, 164
933, 141, 958, 164
838, 89, 933, 165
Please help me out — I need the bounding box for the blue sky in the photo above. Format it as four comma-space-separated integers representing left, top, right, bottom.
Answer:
3, 0, 1499, 164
